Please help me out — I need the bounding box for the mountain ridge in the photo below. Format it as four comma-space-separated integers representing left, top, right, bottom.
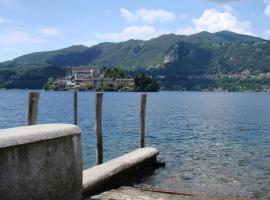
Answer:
0, 30, 269, 89
0, 31, 266, 69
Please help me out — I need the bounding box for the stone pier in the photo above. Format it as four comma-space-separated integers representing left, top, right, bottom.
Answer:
0, 123, 160, 200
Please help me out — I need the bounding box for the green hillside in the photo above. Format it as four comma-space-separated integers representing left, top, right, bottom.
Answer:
0, 31, 269, 89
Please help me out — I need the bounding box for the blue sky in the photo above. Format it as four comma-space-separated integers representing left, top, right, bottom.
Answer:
0, 0, 269, 61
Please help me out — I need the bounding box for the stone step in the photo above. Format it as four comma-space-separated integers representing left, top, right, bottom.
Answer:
83, 147, 159, 196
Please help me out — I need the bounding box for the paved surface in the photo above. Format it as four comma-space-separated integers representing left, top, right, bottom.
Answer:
87, 186, 248, 200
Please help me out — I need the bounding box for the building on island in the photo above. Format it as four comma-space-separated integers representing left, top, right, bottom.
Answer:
89, 78, 102, 87
51, 65, 135, 91
53, 78, 68, 90
67, 66, 100, 82
114, 79, 135, 88
102, 78, 114, 86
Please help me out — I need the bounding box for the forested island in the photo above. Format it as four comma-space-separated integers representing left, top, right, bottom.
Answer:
44, 66, 160, 92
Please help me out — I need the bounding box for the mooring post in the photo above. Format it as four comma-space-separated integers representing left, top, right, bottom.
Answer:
139, 94, 147, 148
94, 93, 103, 165
27, 91, 40, 126
73, 90, 78, 125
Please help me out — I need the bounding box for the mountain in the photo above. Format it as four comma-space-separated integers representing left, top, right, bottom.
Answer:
0, 45, 88, 68
0, 31, 270, 89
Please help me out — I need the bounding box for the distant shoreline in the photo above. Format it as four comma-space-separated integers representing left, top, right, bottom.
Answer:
2, 88, 270, 93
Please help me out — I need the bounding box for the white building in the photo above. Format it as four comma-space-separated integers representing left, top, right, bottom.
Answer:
67, 66, 100, 82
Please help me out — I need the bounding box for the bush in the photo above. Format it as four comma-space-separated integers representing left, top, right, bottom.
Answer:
134, 73, 160, 92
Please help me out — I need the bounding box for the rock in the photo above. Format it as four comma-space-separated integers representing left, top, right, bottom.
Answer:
163, 45, 179, 64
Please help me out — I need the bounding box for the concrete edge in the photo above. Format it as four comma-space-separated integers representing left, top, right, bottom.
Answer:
83, 147, 159, 194
0, 123, 81, 148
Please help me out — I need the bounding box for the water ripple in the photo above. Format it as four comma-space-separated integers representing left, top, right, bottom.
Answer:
0, 90, 270, 199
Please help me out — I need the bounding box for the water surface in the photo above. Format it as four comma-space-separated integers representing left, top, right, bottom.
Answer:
0, 90, 269, 199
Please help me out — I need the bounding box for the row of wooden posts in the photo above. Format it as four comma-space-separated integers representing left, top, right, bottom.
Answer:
27, 91, 147, 165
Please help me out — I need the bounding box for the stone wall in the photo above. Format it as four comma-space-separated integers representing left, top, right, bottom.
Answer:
0, 124, 82, 200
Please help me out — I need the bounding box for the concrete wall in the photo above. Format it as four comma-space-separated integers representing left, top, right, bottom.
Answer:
0, 124, 82, 200
83, 147, 159, 196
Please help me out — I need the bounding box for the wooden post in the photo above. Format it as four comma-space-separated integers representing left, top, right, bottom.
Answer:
94, 93, 103, 165
27, 92, 40, 126
139, 94, 147, 148
73, 91, 78, 125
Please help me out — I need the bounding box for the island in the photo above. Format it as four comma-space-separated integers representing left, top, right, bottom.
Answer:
44, 66, 160, 92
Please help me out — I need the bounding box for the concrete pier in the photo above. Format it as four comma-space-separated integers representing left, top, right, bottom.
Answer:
83, 147, 159, 196
0, 124, 82, 200
0, 123, 160, 199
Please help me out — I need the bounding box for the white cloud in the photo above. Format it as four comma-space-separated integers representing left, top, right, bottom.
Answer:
192, 9, 252, 35
0, 27, 62, 47
265, 0, 270, 17
96, 26, 168, 42
120, 8, 176, 23
0, 31, 44, 45
39, 27, 63, 37
97, 8, 254, 41
177, 8, 253, 36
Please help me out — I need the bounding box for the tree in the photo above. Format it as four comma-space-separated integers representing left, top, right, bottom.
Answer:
134, 73, 160, 92
102, 67, 126, 78
44, 77, 54, 90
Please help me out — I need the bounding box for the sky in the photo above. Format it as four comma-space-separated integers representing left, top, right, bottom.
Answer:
0, 0, 269, 61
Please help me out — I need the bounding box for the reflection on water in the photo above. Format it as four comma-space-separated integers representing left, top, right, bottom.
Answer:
0, 90, 269, 199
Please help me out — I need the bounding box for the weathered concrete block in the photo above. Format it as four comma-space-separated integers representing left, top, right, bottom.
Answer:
0, 124, 82, 200
83, 147, 159, 196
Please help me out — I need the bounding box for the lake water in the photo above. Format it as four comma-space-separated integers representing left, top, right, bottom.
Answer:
0, 90, 269, 199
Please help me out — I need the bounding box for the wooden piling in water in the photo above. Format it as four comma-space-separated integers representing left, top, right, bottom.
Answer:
94, 93, 103, 165
73, 91, 78, 125
139, 94, 147, 148
27, 92, 40, 126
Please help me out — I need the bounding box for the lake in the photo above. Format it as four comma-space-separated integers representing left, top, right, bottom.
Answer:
0, 90, 269, 199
